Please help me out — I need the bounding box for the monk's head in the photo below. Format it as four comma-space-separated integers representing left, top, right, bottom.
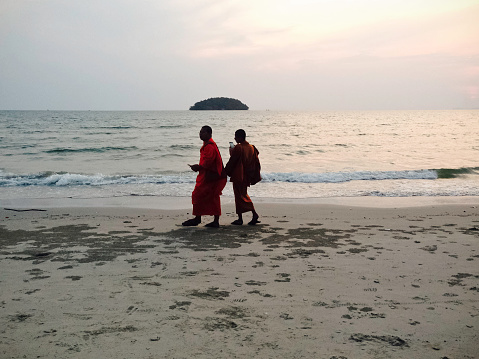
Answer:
234, 129, 246, 143
200, 126, 212, 141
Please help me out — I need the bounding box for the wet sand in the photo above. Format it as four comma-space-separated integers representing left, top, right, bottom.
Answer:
1, 201, 478, 358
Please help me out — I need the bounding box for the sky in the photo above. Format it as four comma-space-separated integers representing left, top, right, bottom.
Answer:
1, 0, 478, 110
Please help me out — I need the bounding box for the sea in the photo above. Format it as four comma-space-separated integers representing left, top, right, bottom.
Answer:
1, 110, 478, 207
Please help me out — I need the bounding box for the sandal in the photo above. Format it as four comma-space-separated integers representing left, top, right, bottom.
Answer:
248, 218, 261, 226
205, 221, 219, 228
182, 218, 201, 226
231, 219, 243, 225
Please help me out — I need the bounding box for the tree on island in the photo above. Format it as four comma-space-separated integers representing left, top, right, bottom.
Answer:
189, 97, 249, 110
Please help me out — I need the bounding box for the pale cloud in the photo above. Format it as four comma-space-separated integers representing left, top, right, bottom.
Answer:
0, 0, 478, 110
186, 1, 479, 61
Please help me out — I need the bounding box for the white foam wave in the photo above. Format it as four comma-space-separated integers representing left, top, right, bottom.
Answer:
0, 172, 195, 187
0, 169, 440, 187
262, 170, 437, 183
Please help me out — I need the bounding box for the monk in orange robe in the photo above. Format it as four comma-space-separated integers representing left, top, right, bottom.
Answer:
182, 126, 227, 228
225, 129, 260, 225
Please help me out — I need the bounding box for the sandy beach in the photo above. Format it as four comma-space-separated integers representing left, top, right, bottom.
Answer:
1, 199, 478, 358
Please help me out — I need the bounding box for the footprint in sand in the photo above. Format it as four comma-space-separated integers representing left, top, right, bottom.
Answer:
126, 306, 138, 315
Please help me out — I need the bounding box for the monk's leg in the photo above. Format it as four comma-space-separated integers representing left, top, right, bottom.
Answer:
205, 215, 220, 228
237, 183, 259, 225
232, 182, 258, 224
231, 183, 244, 224
248, 210, 260, 225
232, 212, 243, 225
204, 194, 222, 228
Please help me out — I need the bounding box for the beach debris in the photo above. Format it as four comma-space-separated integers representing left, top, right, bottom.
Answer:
84, 325, 138, 336
350, 333, 408, 347
443, 292, 458, 297
139, 281, 162, 286
275, 273, 291, 282
215, 306, 248, 319
169, 301, 191, 310
58, 265, 74, 270
188, 287, 230, 300
203, 317, 238, 331
448, 272, 474, 286
420, 245, 437, 253
288, 248, 326, 258
279, 313, 294, 320
34, 252, 52, 257
247, 290, 273, 298
348, 247, 368, 253
25, 289, 41, 295
245, 280, 267, 286
9, 313, 33, 322
412, 296, 429, 301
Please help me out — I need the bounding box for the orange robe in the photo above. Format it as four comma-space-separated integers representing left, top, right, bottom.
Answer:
225, 141, 256, 214
192, 139, 227, 216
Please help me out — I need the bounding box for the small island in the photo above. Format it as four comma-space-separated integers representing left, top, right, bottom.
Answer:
189, 97, 249, 110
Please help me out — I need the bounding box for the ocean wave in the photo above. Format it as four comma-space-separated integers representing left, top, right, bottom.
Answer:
80, 126, 136, 130
0, 172, 195, 187
1, 168, 477, 187
157, 125, 186, 129
45, 146, 138, 154
262, 169, 439, 183
168, 144, 196, 150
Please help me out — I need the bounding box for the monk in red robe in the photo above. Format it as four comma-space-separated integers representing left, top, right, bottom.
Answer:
182, 126, 227, 228
225, 129, 260, 225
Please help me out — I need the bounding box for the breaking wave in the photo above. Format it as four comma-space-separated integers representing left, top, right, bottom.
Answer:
1, 167, 477, 188
262, 169, 438, 183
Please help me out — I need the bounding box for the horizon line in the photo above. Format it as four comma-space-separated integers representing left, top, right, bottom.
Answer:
1, 108, 478, 112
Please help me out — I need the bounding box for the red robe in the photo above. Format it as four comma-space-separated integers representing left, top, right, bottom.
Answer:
192, 139, 227, 216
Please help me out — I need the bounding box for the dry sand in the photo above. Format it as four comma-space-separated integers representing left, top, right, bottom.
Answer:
1, 200, 478, 358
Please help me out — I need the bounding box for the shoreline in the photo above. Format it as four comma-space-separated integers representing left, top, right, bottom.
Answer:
1, 201, 478, 358
2, 194, 478, 210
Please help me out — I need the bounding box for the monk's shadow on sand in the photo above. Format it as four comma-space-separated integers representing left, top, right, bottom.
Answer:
150, 224, 360, 252
153, 224, 269, 251
0, 224, 155, 264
